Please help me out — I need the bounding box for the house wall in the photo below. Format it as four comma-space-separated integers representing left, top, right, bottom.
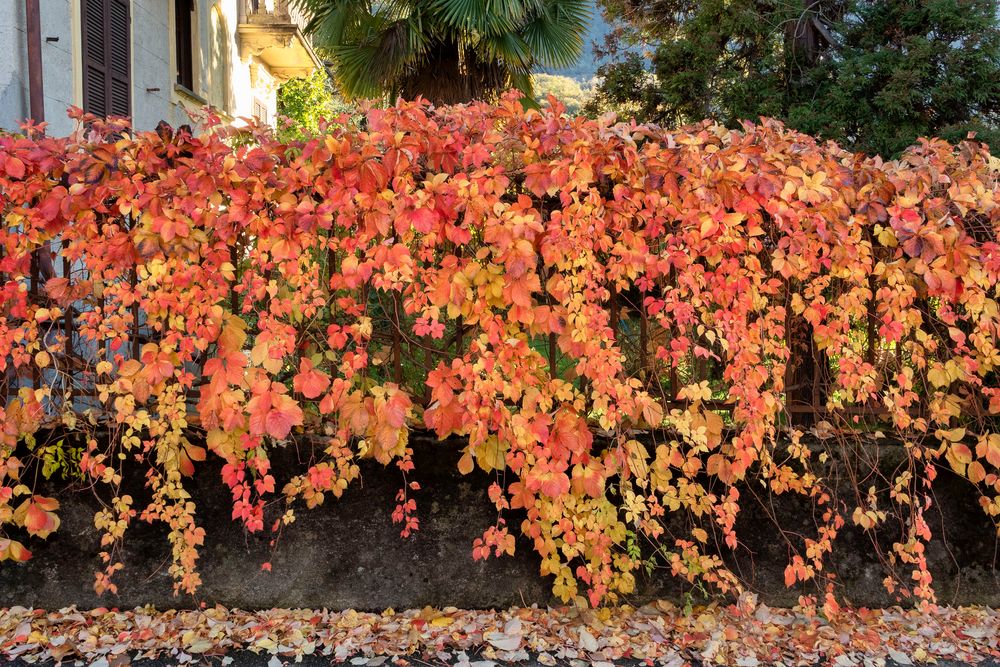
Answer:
205, 0, 282, 126
0, 0, 296, 136
0, 3, 29, 131
130, 0, 176, 131
0, 0, 78, 137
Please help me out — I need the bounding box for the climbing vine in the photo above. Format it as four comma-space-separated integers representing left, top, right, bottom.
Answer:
1, 96, 999, 610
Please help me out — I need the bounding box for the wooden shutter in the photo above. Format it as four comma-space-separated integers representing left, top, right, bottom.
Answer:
81, 0, 108, 117
108, 0, 130, 117
81, 0, 131, 119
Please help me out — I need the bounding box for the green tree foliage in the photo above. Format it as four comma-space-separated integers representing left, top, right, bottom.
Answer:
276, 70, 354, 138
590, 0, 1000, 156
290, 0, 591, 105
533, 73, 593, 113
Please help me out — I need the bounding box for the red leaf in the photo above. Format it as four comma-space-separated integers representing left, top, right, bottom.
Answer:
359, 159, 388, 194
249, 387, 304, 440
5, 156, 26, 179
293, 359, 331, 399
265, 394, 304, 440
44, 277, 72, 304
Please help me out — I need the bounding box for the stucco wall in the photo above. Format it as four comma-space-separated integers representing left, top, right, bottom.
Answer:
130, 0, 176, 130
0, 0, 76, 136
1, 0, 287, 135
0, 1, 29, 132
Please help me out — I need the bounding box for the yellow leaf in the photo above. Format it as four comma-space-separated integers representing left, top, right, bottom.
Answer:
625, 439, 649, 480
937, 427, 966, 442
207, 429, 241, 460
219, 314, 247, 352
977, 434, 1000, 467
928, 365, 949, 388
952, 443, 973, 463
877, 227, 898, 247
790, 294, 805, 315
704, 410, 724, 448
473, 436, 507, 473
679, 381, 712, 403
946, 443, 974, 475
358, 317, 373, 339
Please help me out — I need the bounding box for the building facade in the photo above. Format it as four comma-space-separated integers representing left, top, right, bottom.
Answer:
0, 0, 322, 136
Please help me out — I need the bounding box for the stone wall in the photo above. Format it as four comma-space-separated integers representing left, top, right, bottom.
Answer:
0, 433, 996, 610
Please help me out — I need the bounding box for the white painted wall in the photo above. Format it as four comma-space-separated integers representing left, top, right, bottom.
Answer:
0, 0, 307, 136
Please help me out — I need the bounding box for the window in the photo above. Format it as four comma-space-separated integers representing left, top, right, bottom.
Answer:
81, 0, 131, 118
252, 98, 269, 126
175, 0, 195, 90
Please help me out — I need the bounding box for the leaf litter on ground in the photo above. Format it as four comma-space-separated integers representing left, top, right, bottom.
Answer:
0, 595, 997, 666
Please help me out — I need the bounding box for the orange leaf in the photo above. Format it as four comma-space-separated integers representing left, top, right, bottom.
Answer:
382, 388, 412, 429
0, 538, 32, 562
16, 497, 60, 538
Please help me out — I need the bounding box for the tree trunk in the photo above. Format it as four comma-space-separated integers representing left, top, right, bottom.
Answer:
786, 309, 828, 426
398, 39, 507, 105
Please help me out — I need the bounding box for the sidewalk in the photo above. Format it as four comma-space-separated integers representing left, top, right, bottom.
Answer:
1, 602, 998, 666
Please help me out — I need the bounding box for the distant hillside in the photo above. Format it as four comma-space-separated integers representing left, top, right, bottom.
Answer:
535, 0, 610, 82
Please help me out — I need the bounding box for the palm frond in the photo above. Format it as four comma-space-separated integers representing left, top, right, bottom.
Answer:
330, 44, 390, 98
477, 32, 534, 69
520, 0, 590, 69
329, 16, 425, 98
428, 0, 527, 35
508, 68, 537, 105
289, 0, 367, 45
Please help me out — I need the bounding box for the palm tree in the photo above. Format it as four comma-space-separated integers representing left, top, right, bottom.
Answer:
290, 0, 591, 105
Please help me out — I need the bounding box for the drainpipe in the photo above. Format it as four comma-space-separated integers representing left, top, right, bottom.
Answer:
25, 0, 45, 125
24, 0, 55, 360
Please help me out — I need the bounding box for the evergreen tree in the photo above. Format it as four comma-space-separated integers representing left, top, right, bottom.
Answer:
590, 0, 1000, 156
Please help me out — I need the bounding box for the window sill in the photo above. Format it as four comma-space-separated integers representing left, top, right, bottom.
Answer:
173, 83, 209, 106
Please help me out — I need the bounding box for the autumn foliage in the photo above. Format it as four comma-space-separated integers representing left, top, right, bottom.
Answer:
1, 96, 999, 608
